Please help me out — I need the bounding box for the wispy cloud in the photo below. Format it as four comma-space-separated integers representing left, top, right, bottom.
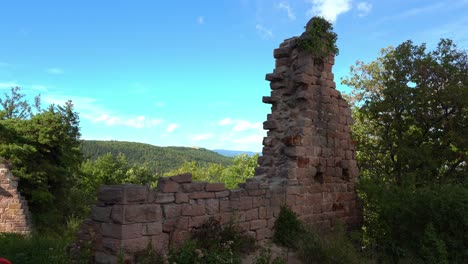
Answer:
218, 118, 262, 132
255, 24, 273, 39
166, 123, 179, 133
0, 82, 18, 89
197, 16, 204, 24
378, 1, 446, 23
191, 133, 215, 141
276, 1, 296, 20
0, 81, 48, 92
306, 0, 352, 23
92, 114, 162, 129
44, 95, 162, 129
356, 2, 372, 17
46, 67, 64, 75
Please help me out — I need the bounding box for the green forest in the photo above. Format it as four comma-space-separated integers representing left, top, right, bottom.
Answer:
81, 140, 233, 174
0, 36, 467, 263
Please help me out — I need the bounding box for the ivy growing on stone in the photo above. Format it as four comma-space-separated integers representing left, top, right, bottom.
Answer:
297, 16, 339, 59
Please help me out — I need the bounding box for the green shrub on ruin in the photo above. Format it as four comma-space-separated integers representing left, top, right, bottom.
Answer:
297, 16, 339, 59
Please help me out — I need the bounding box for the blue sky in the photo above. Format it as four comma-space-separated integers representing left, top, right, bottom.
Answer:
1, 0, 467, 152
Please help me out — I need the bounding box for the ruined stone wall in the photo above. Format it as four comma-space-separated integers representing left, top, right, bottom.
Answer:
0, 163, 32, 234
75, 175, 285, 263
75, 23, 360, 264
257, 35, 360, 229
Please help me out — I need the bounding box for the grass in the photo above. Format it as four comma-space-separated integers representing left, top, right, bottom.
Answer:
0, 232, 75, 264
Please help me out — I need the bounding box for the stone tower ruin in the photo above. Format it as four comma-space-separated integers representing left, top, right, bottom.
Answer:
74, 18, 360, 263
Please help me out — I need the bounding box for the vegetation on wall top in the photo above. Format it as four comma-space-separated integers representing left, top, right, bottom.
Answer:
297, 16, 339, 59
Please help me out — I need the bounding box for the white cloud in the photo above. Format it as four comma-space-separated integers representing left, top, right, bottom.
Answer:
92, 114, 162, 129
0, 82, 19, 89
357, 2, 372, 16
277, 1, 296, 20
44, 95, 162, 129
46, 67, 64, 75
197, 16, 204, 24
166, 123, 178, 133
191, 133, 215, 141
0, 82, 48, 92
306, 0, 352, 23
218, 118, 262, 132
255, 24, 273, 39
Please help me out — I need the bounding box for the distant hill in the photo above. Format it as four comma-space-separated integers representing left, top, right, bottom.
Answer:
212, 149, 259, 157
81, 140, 233, 174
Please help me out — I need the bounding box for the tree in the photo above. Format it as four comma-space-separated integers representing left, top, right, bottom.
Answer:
342, 39, 468, 262
0, 87, 82, 228
342, 39, 467, 186
164, 154, 259, 189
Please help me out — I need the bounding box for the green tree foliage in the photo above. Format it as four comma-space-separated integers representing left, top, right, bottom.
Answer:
0, 87, 82, 228
343, 39, 468, 263
343, 39, 467, 186
164, 154, 259, 189
80, 152, 156, 190
81, 140, 233, 174
297, 16, 339, 58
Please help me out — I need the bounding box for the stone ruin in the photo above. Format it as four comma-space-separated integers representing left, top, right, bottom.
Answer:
74, 21, 361, 263
0, 162, 32, 234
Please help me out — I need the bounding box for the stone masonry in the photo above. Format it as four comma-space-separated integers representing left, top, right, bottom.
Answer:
74, 19, 360, 264
0, 162, 32, 234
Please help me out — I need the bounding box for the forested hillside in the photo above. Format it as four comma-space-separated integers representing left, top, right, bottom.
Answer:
81, 140, 233, 174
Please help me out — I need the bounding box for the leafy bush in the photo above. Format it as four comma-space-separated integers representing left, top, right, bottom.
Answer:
273, 205, 304, 248
0, 232, 83, 264
157, 217, 256, 264
359, 179, 468, 263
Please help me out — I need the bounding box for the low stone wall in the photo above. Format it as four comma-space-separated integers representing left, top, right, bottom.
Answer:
0, 163, 32, 234
76, 174, 286, 263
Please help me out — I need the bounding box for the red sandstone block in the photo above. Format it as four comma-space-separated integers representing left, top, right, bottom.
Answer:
250, 219, 267, 230
121, 236, 150, 253
287, 195, 296, 207
190, 215, 211, 228
98, 185, 124, 204
170, 173, 192, 183
206, 183, 226, 192
245, 208, 259, 221
220, 200, 233, 212
205, 199, 220, 215
248, 189, 266, 196
163, 204, 182, 219
175, 193, 189, 203
142, 222, 163, 236
154, 193, 175, 204
163, 217, 189, 232
189, 192, 215, 199
101, 222, 142, 239
158, 180, 180, 193
256, 228, 273, 240
91, 205, 112, 222
215, 190, 230, 198
151, 233, 170, 254
125, 204, 162, 223
238, 221, 250, 232
181, 204, 205, 216
182, 182, 206, 192
238, 196, 253, 210
273, 47, 290, 59
125, 185, 148, 204
170, 230, 191, 249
